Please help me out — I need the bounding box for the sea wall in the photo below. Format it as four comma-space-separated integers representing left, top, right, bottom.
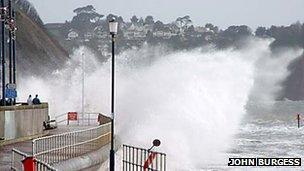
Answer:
0, 103, 48, 141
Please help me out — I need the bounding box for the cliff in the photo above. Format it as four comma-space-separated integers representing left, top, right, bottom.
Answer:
12, 0, 69, 76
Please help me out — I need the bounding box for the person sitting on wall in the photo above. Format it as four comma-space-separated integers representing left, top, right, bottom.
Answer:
27, 95, 32, 105
32, 94, 41, 105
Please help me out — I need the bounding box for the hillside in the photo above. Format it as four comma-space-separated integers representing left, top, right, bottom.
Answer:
15, 9, 69, 76
5, 0, 69, 77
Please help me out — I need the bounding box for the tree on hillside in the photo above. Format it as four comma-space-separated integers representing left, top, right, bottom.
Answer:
145, 16, 154, 25
215, 25, 252, 48
71, 5, 104, 33
138, 17, 144, 26
131, 15, 139, 24
106, 14, 118, 21
117, 16, 124, 23
72, 5, 104, 22
74, 5, 94, 14
267, 22, 304, 48
255, 27, 269, 37
205, 23, 219, 33
185, 25, 195, 34
153, 20, 165, 31
223, 25, 252, 38
176, 15, 192, 29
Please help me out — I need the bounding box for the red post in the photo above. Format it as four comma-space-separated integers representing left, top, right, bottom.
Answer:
22, 157, 36, 171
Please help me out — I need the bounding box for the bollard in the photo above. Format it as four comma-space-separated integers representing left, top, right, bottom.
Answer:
22, 157, 36, 171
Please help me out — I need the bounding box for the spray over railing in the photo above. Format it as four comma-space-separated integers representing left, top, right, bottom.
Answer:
11, 149, 56, 171
32, 123, 111, 164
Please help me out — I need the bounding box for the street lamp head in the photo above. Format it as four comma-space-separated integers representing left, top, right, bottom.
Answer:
109, 18, 118, 35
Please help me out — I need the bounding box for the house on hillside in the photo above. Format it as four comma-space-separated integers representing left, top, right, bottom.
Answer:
66, 29, 79, 40
195, 26, 207, 33
167, 24, 180, 34
144, 24, 153, 34
84, 32, 93, 42
153, 26, 175, 39
124, 23, 146, 40
94, 26, 107, 39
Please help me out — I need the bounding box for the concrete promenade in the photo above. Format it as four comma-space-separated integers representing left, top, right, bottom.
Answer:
0, 125, 100, 170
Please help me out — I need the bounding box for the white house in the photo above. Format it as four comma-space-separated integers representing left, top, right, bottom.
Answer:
84, 32, 93, 41
66, 29, 79, 40
124, 23, 149, 40
195, 26, 207, 33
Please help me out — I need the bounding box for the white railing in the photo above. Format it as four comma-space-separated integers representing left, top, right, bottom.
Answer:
11, 149, 57, 171
55, 112, 103, 126
11, 148, 28, 171
36, 159, 57, 171
32, 123, 111, 164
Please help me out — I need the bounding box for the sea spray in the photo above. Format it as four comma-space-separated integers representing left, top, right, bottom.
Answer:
17, 39, 303, 169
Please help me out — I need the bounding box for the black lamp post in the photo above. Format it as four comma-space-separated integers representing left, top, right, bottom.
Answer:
1, 0, 6, 106
109, 18, 118, 171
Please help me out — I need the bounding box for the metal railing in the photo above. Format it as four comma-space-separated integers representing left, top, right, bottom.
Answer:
11, 148, 28, 171
11, 149, 57, 171
36, 159, 57, 171
123, 145, 166, 171
32, 123, 111, 164
55, 112, 102, 126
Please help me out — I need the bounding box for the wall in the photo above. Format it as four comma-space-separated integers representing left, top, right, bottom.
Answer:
0, 103, 48, 141
0, 111, 4, 138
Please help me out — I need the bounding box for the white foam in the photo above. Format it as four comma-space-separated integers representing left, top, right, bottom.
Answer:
17, 39, 303, 170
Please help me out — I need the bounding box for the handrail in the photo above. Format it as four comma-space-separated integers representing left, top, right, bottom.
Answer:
36, 159, 57, 171
32, 122, 111, 164
34, 132, 111, 156
54, 112, 105, 125
122, 144, 167, 171
11, 148, 28, 171
11, 148, 57, 171
34, 122, 110, 141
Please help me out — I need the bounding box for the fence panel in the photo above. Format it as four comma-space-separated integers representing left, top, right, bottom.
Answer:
123, 145, 166, 171
55, 112, 102, 126
32, 123, 111, 164
11, 149, 57, 171
11, 148, 28, 171
36, 159, 57, 171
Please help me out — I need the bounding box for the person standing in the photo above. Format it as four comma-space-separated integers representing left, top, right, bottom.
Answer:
27, 95, 32, 105
32, 94, 41, 105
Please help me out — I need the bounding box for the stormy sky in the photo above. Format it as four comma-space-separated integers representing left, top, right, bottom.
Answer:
28, 0, 303, 29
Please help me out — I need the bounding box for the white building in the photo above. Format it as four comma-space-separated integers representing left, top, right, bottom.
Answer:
84, 32, 93, 41
124, 23, 147, 40
66, 29, 79, 40
195, 26, 207, 33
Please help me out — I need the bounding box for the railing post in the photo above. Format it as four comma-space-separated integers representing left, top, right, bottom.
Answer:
11, 149, 14, 169
32, 140, 35, 156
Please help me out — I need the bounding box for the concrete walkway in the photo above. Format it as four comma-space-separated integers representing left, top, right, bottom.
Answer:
0, 125, 96, 170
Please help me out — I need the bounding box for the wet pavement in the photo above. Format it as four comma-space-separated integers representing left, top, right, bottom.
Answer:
0, 125, 96, 170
